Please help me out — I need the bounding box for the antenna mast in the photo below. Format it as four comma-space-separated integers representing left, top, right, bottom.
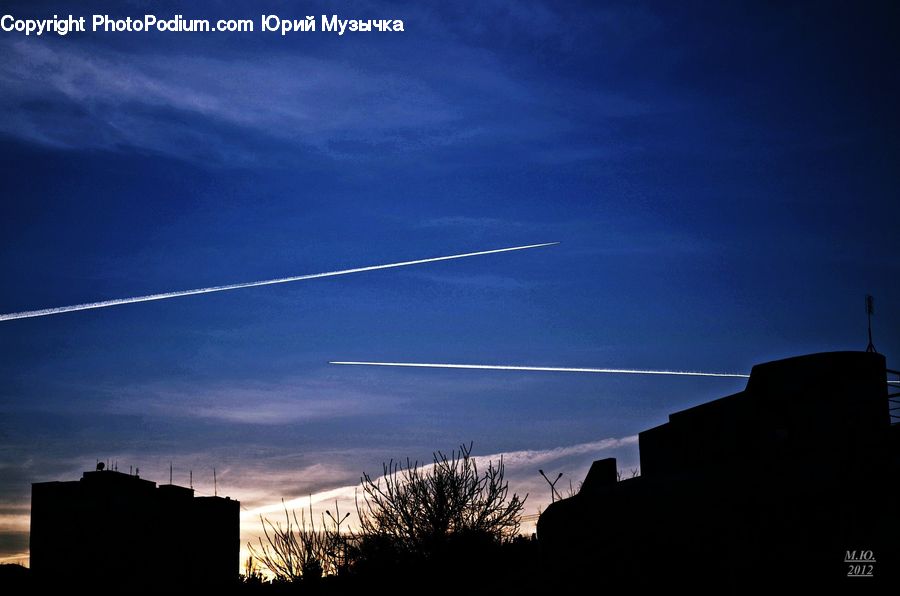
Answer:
539, 469, 564, 503
214, 467, 217, 496
866, 295, 876, 353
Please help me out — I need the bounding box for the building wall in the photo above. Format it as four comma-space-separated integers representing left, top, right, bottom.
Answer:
30, 470, 239, 588
538, 351, 898, 589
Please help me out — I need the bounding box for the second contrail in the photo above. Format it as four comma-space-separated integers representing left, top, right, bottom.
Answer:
329, 361, 750, 378
0, 242, 558, 322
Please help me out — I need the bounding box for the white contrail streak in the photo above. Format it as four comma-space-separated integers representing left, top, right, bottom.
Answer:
0, 242, 558, 322
330, 361, 750, 378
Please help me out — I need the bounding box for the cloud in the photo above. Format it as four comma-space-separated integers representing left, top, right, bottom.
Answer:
479, 435, 638, 469
107, 376, 407, 425
239, 434, 639, 524
0, 38, 458, 162
0, 10, 664, 166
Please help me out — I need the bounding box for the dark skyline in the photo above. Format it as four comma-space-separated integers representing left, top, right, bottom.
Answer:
1, 0, 899, 566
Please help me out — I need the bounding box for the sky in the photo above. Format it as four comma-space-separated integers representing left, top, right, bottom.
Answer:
1, 0, 899, 567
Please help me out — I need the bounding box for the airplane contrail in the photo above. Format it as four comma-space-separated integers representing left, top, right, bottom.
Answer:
329, 361, 750, 378
0, 242, 558, 322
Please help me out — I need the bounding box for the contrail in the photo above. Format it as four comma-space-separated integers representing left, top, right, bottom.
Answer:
0, 242, 558, 322
330, 361, 750, 378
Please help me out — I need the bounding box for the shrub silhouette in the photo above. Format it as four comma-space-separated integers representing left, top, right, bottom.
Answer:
250, 443, 526, 588
354, 442, 526, 570
248, 500, 349, 583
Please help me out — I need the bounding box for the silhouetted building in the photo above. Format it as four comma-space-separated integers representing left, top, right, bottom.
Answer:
30, 467, 239, 588
538, 351, 898, 589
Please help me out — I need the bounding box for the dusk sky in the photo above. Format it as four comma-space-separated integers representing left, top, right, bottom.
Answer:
1, 1, 899, 566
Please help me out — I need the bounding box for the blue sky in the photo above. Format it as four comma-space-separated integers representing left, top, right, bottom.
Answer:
1, 1, 899, 564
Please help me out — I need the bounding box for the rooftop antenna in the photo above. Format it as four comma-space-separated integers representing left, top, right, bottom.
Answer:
325, 503, 351, 533
866, 295, 876, 353
214, 467, 217, 496
169, 462, 173, 485
539, 469, 564, 503
190, 470, 193, 489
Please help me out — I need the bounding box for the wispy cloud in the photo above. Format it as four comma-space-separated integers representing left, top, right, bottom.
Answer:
0, 39, 458, 161
239, 434, 639, 523
108, 376, 406, 425
0, 11, 664, 166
